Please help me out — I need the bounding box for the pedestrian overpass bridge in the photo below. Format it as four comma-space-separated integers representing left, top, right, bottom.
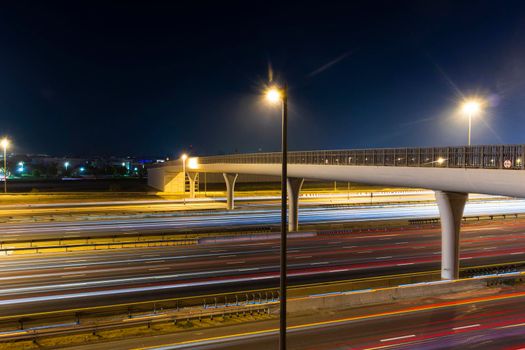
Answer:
148, 144, 525, 280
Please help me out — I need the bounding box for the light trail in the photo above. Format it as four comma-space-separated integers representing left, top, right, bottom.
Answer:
2, 199, 525, 238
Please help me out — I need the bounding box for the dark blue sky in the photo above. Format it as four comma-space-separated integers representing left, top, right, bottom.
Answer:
1, 1, 525, 157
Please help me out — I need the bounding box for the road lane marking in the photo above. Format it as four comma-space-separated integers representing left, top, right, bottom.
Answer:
380, 334, 415, 342
60, 274, 85, 278
497, 322, 525, 329
464, 227, 500, 231
452, 323, 479, 331
226, 261, 245, 265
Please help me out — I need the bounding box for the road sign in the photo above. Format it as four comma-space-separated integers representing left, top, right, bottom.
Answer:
504, 159, 512, 168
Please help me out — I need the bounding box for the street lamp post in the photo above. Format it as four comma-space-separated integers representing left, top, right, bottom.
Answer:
461, 100, 481, 146
265, 83, 288, 350
181, 154, 188, 204
1, 138, 9, 193
467, 111, 472, 146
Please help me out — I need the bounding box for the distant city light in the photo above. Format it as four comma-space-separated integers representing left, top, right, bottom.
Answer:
437, 157, 445, 164
121, 162, 126, 167
134, 167, 138, 171
64, 161, 70, 170
79, 167, 85, 172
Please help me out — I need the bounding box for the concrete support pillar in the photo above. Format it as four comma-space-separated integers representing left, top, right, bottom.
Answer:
435, 190, 468, 280
223, 173, 238, 210
287, 177, 304, 232
187, 172, 198, 199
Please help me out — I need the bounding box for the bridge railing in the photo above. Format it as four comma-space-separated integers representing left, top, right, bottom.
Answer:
198, 145, 525, 170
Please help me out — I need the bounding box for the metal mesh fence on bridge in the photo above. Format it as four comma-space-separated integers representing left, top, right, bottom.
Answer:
196, 145, 525, 170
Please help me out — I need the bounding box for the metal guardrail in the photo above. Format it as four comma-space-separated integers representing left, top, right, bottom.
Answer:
407, 213, 525, 225
0, 238, 198, 255
0, 290, 280, 338
0, 304, 273, 343
0, 226, 274, 253
160, 144, 525, 170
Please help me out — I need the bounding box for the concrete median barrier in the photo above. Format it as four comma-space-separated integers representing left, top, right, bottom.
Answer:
287, 278, 487, 314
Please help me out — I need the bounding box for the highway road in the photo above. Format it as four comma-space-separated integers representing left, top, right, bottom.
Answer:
0, 190, 456, 210
1, 220, 525, 315
132, 289, 525, 350
1, 191, 501, 227
2, 199, 525, 240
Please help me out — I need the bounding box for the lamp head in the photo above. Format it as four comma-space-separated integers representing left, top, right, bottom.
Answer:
461, 100, 482, 115
181, 153, 188, 161
0, 138, 9, 149
265, 86, 282, 104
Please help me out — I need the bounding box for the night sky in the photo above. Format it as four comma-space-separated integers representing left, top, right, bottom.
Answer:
1, 1, 525, 157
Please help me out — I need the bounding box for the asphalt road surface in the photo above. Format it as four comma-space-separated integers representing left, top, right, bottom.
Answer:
161, 292, 525, 350
2, 199, 525, 241
65, 287, 525, 350
0, 220, 524, 316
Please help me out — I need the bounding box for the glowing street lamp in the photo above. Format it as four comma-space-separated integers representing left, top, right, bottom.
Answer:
266, 87, 282, 104
265, 83, 288, 350
64, 161, 70, 171
1, 138, 9, 193
461, 99, 482, 146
